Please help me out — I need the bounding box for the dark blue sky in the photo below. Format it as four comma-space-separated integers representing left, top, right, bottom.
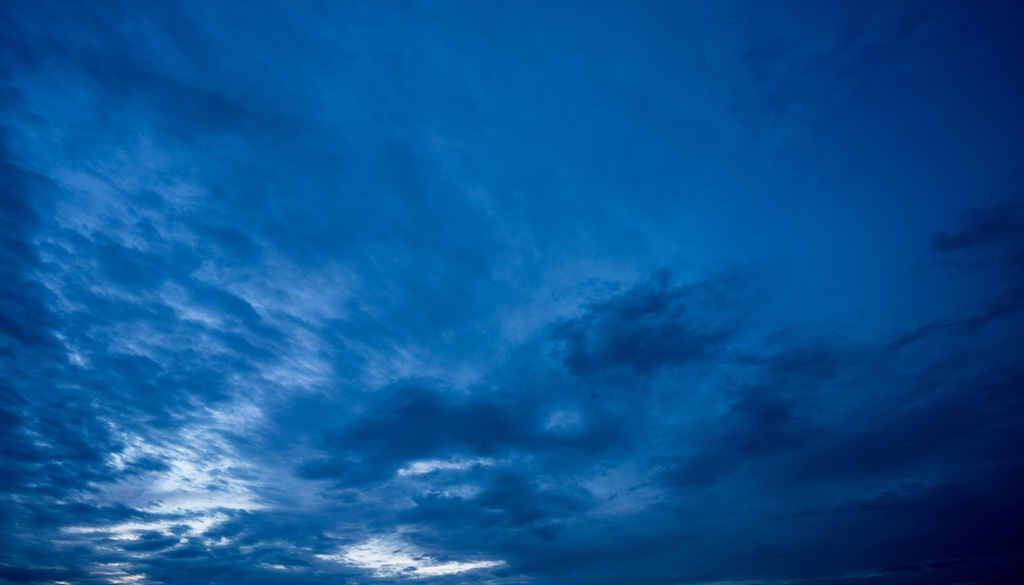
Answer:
2, 1, 1023, 584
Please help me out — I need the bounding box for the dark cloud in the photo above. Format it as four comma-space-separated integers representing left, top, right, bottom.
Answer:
0, 146, 58, 355
402, 469, 590, 534
299, 381, 630, 487
0, 565, 86, 584
552, 269, 740, 378
929, 198, 1024, 255
894, 198, 1024, 350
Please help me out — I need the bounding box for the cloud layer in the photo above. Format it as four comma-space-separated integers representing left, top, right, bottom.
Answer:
2, 1, 1023, 584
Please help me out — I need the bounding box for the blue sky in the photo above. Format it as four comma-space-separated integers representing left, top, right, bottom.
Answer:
1, 1, 1023, 584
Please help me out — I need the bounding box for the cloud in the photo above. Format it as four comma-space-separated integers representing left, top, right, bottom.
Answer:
320, 534, 503, 579
893, 197, 1024, 350
2, 2, 1024, 584
551, 269, 740, 378
929, 198, 1024, 254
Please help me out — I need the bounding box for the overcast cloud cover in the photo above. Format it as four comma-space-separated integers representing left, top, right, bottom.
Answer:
1, 1, 1024, 584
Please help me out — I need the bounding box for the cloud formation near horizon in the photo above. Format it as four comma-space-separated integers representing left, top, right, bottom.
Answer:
1, 1, 1023, 584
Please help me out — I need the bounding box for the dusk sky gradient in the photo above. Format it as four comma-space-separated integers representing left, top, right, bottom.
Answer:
2, 2, 1024, 584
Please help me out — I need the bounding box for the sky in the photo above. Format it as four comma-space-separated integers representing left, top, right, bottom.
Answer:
1, 1, 1023, 584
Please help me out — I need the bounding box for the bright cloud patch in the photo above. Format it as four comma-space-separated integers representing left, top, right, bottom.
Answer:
319, 536, 503, 578
396, 456, 495, 477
